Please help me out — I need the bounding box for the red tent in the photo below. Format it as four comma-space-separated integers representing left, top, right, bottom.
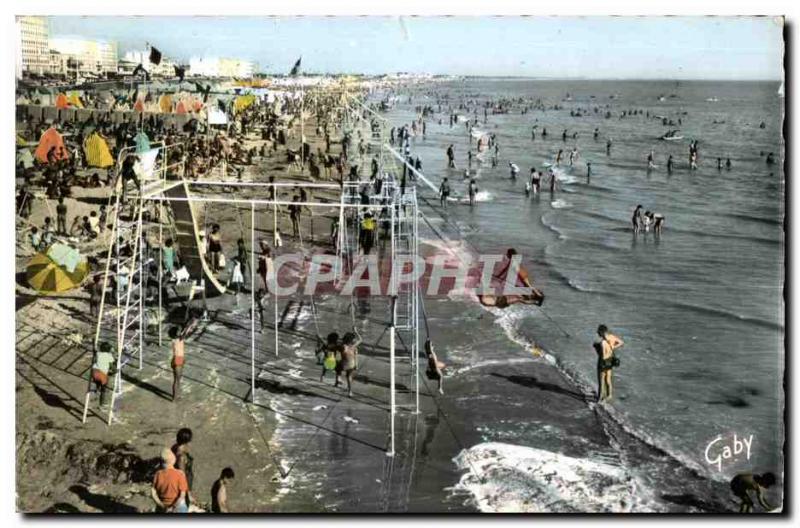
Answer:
176, 100, 187, 114
34, 127, 70, 164
134, 99, 145, 112
55, 93, 69, 109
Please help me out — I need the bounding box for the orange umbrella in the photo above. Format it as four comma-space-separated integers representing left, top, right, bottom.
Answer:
134, 99, 144, 112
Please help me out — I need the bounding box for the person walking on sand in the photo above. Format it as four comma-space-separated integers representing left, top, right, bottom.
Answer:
170, 319, 198, 402
439, 178, 451, 208
594, 324, 624, 403
319, 332, 342, 383
151, 448, 189, 513
730, 472, 777, 513
172, 428, 196, 507
446, 144, 456, 168
90, 341, 115, 407
425, 339, 445, 394
211, 467, 235, 513
336, 328, 362, 397
208, 224, 223, 273
56, 197, 68, 235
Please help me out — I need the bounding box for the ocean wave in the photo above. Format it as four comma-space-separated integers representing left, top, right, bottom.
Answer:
450, 442, 651, 512
660, 300, 784, 332
550, 199, 572, 209
720, 212, 783, 227
483, 298, 741, 486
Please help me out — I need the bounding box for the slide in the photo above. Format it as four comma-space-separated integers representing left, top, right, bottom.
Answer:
165, 180, 227, 296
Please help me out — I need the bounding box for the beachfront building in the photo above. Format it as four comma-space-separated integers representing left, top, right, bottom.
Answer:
49, 36, 118, 79
121, 50, 178, 77
189, 56, 257, 78
16, 16, 50, 76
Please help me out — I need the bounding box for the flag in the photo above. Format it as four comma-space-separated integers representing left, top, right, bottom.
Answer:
290, 56, 302, 76
149, 46, 162, 65
174, 65, 186, 82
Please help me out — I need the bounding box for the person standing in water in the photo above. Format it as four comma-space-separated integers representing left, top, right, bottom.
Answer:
586, 162, 592, 183
446, 144, 456, 168
468, 178, 479, 206
556, 149, 563, 166
530, 167, 541, 195
594, 324, 624, 403
509, 162, 520, 179
667, 155, 674, 174
632, 204, 643, 233
606, 138, 613, 155
730, 472, 776, 513
439, 178, 451, 208
548, 168, 557, 193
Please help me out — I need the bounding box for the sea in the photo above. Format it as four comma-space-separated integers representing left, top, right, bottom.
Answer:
377, 79, 785, 512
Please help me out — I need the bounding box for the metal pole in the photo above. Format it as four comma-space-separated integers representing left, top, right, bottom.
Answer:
388, 200, 396, 457
273, 201, 278, 357
139, 212, 144, 370
158, 203, 163, 347
251, 202, 256, 403
389, 297, 396, 458
414, 194, 420, 414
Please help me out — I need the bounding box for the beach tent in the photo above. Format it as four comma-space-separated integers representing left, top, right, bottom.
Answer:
26, 244, 90, 293
55, 93, 69, 109
16, 149, 34, 169
34, 127, 69, 164
234, 94, 256, 114
68, 92, 84, 108
159, 94, 173, 113
176, 100, 188, 114
84, 132, 114, 168
134, 99, 145, 112
134, 131, 151, 153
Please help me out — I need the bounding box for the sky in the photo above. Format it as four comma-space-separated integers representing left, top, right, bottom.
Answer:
46, 16, 784, 80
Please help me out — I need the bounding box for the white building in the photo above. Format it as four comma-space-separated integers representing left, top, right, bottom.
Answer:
189, 56, 257, 78
122, 50, 177, 77
16, 16, 50, 76
49, 36, 118, 77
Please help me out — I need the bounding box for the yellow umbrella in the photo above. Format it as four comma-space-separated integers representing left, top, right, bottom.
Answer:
26, 252, 90, 293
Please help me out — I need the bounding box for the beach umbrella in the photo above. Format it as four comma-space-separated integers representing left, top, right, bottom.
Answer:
16, 148, 34, 169
26, 251, 90, 293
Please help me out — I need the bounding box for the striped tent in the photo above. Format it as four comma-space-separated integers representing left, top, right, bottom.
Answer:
26, 251, 90, 293
55, 93, 70, 109
84, 132, 114, 168
159, 94, 173, 113
68, 92, 84, 108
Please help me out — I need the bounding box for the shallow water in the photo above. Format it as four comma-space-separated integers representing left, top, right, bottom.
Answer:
380, 79, 784, 510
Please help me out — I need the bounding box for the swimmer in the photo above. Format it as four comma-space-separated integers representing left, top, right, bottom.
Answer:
509, 162, 520, 179
594, 324, 624, 403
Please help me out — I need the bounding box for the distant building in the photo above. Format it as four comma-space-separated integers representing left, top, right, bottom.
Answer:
189, 56, 257, 78
16, 16, 50, 76
121, 50, 177, 77
49, 36, 118, 78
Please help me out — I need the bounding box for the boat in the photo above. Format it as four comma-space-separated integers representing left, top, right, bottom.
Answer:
660, 132, 683, 141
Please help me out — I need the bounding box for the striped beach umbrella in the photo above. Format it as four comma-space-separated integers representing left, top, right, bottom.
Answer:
26, 252, 90, 293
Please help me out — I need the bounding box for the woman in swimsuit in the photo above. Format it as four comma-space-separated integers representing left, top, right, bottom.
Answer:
208, 224, 223, 273
595, 324, 624, 403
